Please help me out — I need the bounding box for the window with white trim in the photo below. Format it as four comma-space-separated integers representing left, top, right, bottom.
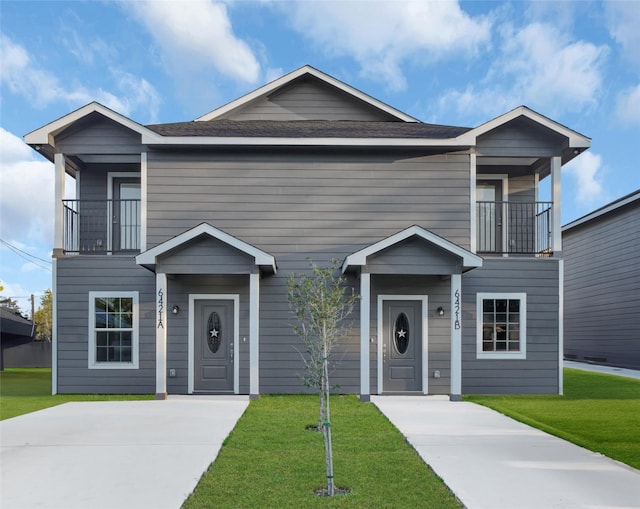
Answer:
476, 293, 526, 359
89, 292, 139, 369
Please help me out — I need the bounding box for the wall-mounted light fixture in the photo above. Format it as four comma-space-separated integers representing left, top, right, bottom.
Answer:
437, 307, 445, 316
172, 305, 180, 315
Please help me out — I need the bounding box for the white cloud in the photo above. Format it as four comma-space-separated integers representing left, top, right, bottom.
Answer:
0, 128, 54, 246
615, 83, 640, 126
563, 152, 606, 206
282, 0, 491, 91
605, 0, 640, 66
438, 21, 608, 120
0, 34, 161, 122
122, 0, 260, 84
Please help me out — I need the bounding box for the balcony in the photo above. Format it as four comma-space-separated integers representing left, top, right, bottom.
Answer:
63, 199, 141, 254
477, 201, 553, 255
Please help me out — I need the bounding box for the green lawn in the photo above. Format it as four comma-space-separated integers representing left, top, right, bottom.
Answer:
0, 368, 152, 420
183, 395, 462, 509
466, 368, 640, 469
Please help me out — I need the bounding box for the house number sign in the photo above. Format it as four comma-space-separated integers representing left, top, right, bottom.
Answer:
453, 289, 461, 330
157, 288, 164, 329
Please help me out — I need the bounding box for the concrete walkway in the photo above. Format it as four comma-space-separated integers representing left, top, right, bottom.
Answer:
565, 359, 640, 379
1, 396, 249, 509
373, 396, 640, 509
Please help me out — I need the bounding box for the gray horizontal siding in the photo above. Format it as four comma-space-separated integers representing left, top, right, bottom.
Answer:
56, 115, 143, 155
146, 151, 471, 254
563, 202, 640, 369
227, 79, 397, 122
461, 258, 561, 394
145, 149, 470, 393
367, 237, 462, 275
156, 236, 256, 274
56, 256, 156, 394
476, 117, 565, 158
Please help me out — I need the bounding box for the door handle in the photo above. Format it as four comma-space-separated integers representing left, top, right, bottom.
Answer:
229, 341, 234, 361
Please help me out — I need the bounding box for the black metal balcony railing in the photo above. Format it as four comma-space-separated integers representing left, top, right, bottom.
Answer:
477, 201, 552, 255
63, 199, 141, 254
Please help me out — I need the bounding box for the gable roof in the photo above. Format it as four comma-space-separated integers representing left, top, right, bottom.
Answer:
562, 189, 640, 232
136, 223, 276, 273
342, 225, 483, 273
24, 102, 161, 146
195, 65, 420, 123
467, 106, 591, 149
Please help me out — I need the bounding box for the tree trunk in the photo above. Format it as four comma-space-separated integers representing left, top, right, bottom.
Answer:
322, 340, 335, 496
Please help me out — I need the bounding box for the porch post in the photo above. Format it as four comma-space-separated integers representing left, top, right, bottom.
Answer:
450, 274, 462, 401
140, 152, 147, 252
551, 156, 562, 254
53, 153, 65, 256
249, 272, 260, 399
155, 272, 168, 399
359, 271, 371, 401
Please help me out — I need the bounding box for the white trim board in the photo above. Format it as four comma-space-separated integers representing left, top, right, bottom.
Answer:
376, 295, 429, 395
188, 294, 240, 395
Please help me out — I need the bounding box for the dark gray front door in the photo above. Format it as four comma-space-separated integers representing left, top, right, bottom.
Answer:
194, 300, 234, 393
383, 300, 422, 392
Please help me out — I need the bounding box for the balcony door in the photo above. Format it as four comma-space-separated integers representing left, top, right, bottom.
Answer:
477, 180, 503, 253
112, 178, 141, 252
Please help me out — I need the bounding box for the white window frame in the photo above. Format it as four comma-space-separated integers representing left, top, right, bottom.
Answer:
476, 292, 526, 360
88, 291, 139, 369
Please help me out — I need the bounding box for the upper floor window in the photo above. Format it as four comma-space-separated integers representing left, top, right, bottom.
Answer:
476, 293, 526, 359
88, 291, 139, 369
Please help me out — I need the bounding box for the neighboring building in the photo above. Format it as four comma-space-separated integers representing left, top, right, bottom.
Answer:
563, 190, 640, 370
0, 307, 35, 370
25, 66, 591, 399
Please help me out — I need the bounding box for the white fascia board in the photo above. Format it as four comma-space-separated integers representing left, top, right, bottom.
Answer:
24, 102, 162, 146
342, 225, 483, 272
141, 134, 467, 147
466, 106, 591, 148
136, 223, 276, 272
195, 65, 419, 123
562, 191, 640, 232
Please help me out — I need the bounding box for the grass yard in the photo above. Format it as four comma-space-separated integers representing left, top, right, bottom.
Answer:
183, 395, 462, 509
467, 368, 640, 470
0, 368, 152, 420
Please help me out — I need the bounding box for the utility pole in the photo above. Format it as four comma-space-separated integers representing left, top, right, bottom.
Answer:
31, 293, 36, 338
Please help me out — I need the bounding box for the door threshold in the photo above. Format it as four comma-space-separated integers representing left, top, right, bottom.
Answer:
381, 391, 425, 396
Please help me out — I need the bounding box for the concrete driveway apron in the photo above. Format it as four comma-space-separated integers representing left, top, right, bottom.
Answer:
373, 396, 640, 509
1, 396, 248, 509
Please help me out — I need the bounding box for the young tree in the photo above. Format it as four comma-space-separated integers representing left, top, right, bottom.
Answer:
34, 289, 53, 341
287, 259, 358, 496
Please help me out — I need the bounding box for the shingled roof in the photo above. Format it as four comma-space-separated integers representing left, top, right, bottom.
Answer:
145, 119, 471, 139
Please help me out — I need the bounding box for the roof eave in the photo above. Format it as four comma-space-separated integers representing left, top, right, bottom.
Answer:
141, 134, 470, 147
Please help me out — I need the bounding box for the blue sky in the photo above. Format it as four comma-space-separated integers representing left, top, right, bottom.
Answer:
1, 0, 639, 314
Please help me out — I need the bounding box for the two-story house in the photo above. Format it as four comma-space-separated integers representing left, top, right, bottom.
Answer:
25, 66, 590, 400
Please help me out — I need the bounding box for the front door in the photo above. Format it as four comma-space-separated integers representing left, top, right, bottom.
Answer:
194, 300, 234, 392
112, 178, 141, 252
383, 300, 423, 392
477, 180, 503, 253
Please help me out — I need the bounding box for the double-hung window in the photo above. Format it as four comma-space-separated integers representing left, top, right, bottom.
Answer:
89, 291, 139, 369
476, 293, 526, 359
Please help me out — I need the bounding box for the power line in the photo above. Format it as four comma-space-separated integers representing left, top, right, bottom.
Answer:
0, 238, 52, 272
